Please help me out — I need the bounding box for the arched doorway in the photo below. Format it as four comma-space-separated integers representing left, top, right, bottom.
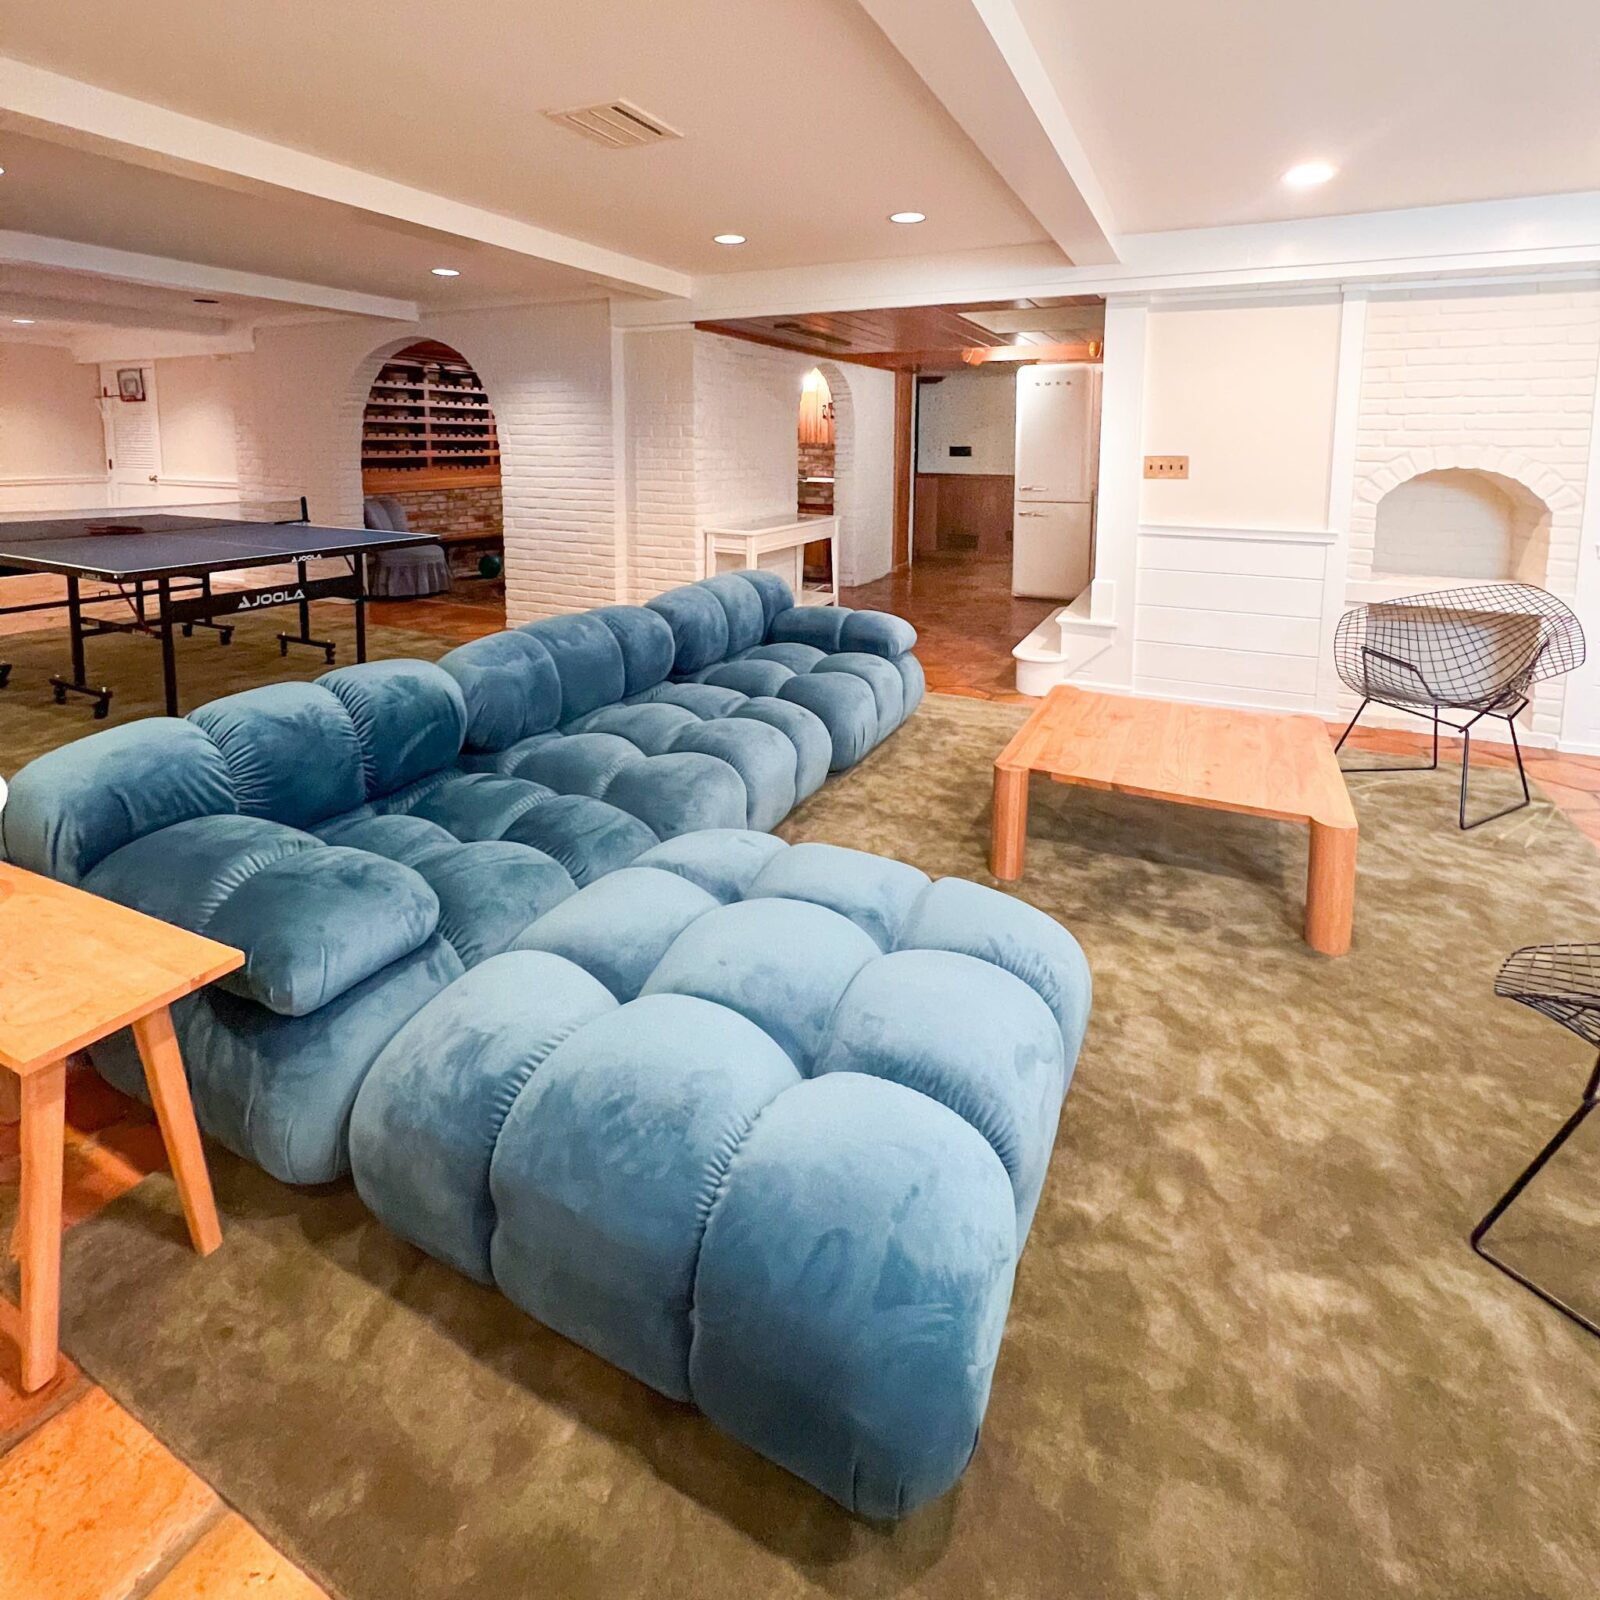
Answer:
358, 339, 505, 610
797, 365, 836, 594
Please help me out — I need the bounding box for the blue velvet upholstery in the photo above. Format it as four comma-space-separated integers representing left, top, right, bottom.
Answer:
434, 572, 919, 840
348, 831, 1092, 1518
2, 573, 1055, 1519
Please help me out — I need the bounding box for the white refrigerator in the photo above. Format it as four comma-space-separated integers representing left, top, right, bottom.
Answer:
1012, 364, 1101, 600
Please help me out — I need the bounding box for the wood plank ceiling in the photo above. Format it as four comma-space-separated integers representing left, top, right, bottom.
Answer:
697, 296, 1104, 370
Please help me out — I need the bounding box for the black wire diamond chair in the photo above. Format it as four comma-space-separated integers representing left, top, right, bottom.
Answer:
1473, 943, 1600, 1337
1333, 584, 1585, 829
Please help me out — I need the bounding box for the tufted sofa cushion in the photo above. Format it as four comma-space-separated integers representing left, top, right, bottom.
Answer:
436, 571, 922, 835
348, 832, 1091, 1519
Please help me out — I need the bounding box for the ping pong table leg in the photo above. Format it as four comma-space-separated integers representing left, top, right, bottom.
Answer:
67, 574, 87, 687
157, 576, 179, 716
355, 553, 368, 663
46, 575, 113, 718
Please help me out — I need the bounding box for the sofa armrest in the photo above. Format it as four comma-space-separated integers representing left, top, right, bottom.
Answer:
765, 604, 917, 661
83, 814, 440, 1018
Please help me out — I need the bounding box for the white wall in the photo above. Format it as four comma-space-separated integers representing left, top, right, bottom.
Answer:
231, 301, 618, 623
915, 370, 1015, 475
682, 331, 897, 590
0, 341, 106, 510
1141, 299, 1342, 530
153, 355, 240, 492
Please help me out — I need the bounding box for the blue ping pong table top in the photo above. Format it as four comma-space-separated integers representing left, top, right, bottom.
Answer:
0, 514, 431, 582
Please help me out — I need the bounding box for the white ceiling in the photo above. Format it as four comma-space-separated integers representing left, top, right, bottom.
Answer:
0, 134, 618, 307
4, 0, 1600, 340
0, 0, 1048, 276
1013, 0, 1600, 234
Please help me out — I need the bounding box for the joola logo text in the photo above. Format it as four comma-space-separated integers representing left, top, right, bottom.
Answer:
238, 589, 305, 609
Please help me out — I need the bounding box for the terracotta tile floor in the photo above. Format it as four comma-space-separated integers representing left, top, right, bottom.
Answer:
4, 546, 1600, 1596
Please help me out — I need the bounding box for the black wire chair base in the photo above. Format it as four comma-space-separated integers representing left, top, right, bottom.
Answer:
1335, 697, 1532, 830
1471, 1057, 1600, 1340
1474, 948, 1600, 1339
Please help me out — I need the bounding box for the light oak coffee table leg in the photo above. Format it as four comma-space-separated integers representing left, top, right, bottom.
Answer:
991, 764, 1031, 881
15, 1062, 65, 1393
1305, 821, 1358, 957
132, 1006, 222, 1257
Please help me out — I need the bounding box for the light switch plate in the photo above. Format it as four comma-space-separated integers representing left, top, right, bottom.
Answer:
1144, 455, 1189, 479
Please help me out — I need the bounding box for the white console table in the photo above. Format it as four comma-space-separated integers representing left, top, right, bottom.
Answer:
703, 514, 837, 607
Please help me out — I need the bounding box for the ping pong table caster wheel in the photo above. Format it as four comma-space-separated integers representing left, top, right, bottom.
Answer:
181, 623, 193, 638
52, 683, 67, 706
278, 638, 289, 658
322, 644, 337, 665
219, 627, 234, 646
0, 662, 11, 689
93, 695, 110, 720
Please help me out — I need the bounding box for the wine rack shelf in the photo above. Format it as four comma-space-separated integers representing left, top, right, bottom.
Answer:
361, 347, 501, 493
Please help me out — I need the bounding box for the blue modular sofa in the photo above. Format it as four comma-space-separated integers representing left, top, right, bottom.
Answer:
0, 571, 1092, 1518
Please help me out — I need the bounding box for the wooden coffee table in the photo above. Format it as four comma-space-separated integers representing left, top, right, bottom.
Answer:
0, 864, 242, 1390
991, 687, 1358, 955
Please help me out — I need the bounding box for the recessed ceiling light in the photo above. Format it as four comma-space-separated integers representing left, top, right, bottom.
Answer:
712, 233, 746, 246
192, 297, 220, 305
1282, 161, 1336, 189
888, 211, 926, 224
11, 317, 34, 325
0, 167, 7, 178
430, 266, 461, 277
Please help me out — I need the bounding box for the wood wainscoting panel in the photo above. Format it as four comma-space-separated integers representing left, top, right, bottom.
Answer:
914, 474, 1015, 557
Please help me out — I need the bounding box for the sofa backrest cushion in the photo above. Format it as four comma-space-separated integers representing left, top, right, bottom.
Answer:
321, 660, 467, 798
190, 682, 367, 831
701, 575, 767, 656
738, 569, 795, 631
647, 584, 730, 675
523, 614, 627, 723
592, 606, 676, 696
437, 631, 563, 754
1, 718, 237, 886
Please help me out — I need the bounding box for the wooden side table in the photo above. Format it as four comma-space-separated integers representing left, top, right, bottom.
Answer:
0, 863, 242, 1391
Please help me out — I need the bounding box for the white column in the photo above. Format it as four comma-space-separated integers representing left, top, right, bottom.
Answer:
1089, 295, 1148, 689
1314, 288, 1368, 716
1561, 344, 1600, 752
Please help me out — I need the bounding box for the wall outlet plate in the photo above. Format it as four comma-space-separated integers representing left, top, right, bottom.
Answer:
1144, 455, 1189, 479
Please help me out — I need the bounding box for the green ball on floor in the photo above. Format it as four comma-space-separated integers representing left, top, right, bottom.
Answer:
478, 554, 503, 580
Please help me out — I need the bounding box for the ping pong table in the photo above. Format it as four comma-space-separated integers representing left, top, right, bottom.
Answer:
0, 502, 435, 718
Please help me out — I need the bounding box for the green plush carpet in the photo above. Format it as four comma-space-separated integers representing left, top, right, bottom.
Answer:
24, 693, 1600, 1599
0, 611, 452, 774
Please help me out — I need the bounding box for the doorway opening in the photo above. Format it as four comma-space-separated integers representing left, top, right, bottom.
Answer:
797, 366, 835, 594
359, 339, 504, 608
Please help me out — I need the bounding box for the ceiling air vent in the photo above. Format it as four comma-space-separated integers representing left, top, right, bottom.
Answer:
545, 100, 682, 150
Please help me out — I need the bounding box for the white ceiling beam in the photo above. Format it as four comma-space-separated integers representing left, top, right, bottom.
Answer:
855, 0, 1119, 266
0, 291, 228, 335
0, 57, 692, 301
0, 231, 420, 321
618, 190, 1600, 325
68, 327, 257, 362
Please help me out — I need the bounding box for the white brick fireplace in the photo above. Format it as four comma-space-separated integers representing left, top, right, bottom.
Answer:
1035, 279, 1600, 753
1347, 284, 1600, 739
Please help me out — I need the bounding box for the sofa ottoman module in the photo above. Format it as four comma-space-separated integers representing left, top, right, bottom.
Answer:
349, 834, 1092, 1518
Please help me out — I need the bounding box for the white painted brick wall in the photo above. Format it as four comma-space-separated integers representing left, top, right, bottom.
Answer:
229, 311, 901, 624
690, 333, 897, 591
1350, 281, 1600, 736
233, 302, 618, 626
622, 327, 700, 601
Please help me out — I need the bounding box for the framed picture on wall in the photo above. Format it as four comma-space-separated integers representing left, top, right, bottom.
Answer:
117, 368, 146, 402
